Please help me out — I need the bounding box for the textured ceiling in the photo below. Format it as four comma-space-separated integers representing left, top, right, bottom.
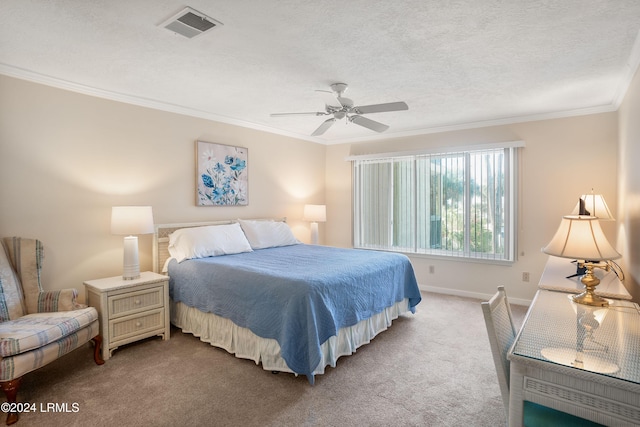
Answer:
1, 1, 640, 144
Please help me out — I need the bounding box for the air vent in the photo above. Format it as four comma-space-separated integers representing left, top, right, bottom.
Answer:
159, 7, 223, 39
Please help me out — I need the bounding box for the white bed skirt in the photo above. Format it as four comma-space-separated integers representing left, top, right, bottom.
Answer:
171, 298, 411, 376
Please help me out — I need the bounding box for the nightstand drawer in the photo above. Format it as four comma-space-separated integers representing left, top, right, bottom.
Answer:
108, 286, 164, 318
110, 308, 165, 342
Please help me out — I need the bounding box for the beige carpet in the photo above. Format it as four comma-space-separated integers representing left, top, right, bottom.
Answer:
9, 292, 527, 427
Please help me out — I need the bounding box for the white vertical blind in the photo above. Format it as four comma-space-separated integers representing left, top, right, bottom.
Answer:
353, 145, 519, 262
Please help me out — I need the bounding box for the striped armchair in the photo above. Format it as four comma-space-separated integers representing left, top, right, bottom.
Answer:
0, 237, 104, 425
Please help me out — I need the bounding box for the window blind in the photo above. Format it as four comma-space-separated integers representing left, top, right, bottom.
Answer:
353, 143, 521, 262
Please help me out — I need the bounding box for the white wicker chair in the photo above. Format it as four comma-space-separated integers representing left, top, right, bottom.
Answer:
482, 286, 603, 427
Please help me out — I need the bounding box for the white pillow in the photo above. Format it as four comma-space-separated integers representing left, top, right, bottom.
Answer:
168, 223, 253, 262
238, 219, 299, 249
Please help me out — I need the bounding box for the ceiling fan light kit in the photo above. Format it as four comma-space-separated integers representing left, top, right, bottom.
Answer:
271, 83, 408, 136
330, 82, 348, 95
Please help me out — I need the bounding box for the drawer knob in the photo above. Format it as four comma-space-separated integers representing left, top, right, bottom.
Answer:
134, 299, 141, 305
136, 321, 142, 328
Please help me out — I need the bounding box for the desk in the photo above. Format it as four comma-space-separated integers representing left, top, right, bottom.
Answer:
508, 290, 640, 426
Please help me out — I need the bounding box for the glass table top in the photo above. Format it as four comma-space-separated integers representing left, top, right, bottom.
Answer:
510, 290, 640, 385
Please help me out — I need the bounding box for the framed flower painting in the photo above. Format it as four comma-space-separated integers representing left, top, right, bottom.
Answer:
196, 141, 248, 206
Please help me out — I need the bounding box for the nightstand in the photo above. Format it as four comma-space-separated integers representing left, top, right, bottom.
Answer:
84, 271, 170, 360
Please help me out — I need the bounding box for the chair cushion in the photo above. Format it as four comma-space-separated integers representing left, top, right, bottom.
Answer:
0, 320, 99, 381
0, 307, 98, 357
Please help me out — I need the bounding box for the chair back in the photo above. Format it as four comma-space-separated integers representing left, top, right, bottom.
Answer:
0, 240, 27, 322
481, 285, 517, 415
2, 237, 45, 315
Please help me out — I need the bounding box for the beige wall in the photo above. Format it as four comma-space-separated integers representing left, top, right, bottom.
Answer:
0, 76, 325, 300
1, 73, 630, 305
325, 113, 619, 303
618, 65, 640, 301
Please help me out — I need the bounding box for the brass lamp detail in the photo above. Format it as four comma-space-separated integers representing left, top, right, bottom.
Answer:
543, 215, 620, 307
572, 261, 611, 307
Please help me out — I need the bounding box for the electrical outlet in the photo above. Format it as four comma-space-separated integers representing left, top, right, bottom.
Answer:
429, 265, 435, 274
522, 272, 530, 282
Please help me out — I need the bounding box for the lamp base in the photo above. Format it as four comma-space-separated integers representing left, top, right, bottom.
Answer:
572, 291, 609, 307
310, 222, 319, 245
572, 262, 609, 307
122, 235, 140, 280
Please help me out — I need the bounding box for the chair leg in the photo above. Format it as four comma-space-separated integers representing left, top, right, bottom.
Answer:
91, 335, 105, 365
0, 336, 103, 425
1, 377, 22, 425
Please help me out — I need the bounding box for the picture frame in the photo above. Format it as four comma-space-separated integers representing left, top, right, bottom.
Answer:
196, 140, 248, 206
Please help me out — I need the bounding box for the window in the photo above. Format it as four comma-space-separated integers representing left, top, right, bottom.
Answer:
352, 144, 521, 262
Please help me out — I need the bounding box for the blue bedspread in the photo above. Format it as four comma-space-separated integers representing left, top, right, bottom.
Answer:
168, 244, 421, 383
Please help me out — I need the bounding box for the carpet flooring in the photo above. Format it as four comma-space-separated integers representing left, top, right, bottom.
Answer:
8, 291, 527, 427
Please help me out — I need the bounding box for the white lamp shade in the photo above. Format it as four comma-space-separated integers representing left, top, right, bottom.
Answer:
571, 194, 614, 220
542, 215, 620, 261
303, 204, 326, 222
111, 206, 154, 235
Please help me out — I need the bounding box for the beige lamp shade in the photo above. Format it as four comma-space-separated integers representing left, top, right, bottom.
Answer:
542, 215, 620, 261
303, 204, 326, 222
111, 206, 155, 235
571, 193, 614, 220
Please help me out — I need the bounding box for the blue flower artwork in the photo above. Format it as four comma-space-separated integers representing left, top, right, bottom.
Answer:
197, 141, 248, 206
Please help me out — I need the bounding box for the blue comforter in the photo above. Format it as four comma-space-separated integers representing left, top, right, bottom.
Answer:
168, 244, 421, 383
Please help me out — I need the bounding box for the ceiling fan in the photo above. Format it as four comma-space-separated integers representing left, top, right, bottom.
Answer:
270, 83, 409, 136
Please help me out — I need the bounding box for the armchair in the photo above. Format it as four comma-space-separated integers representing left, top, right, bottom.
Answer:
0, 237, 104, 425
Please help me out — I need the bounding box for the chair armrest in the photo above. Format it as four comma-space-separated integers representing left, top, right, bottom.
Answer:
37, 289, 82, 312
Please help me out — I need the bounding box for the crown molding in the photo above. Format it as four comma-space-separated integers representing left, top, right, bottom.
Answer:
322, 103, 619, 145
0, 63, 322, 144
0, 61, 630, 147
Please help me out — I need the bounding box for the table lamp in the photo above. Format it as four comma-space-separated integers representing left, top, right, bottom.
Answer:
542, 215, 620, 307
303, 204, 326, 245
571, 190, 614, 220
111, 206, 154, 280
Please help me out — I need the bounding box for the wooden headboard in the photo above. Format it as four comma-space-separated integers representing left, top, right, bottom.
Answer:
152, 217, 286, 273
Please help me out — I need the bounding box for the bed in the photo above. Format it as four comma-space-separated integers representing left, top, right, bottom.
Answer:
153, 219, 422, 383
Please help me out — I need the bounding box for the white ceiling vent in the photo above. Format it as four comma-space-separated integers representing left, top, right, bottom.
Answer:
159, 7, 223, 39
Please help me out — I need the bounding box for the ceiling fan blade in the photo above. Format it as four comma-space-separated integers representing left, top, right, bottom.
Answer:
270, 112, 327, 117
353, 101, 409, 114
350, 115, 389, 133
311, 118, 336, 136
315, 90, 342, 109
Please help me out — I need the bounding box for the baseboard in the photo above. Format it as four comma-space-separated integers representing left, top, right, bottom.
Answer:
419, 284, 532, 306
